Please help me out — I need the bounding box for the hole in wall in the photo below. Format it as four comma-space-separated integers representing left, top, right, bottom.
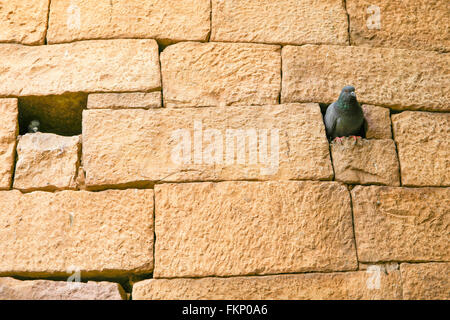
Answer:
320, 102, 367, 140
18, 93, 87, 136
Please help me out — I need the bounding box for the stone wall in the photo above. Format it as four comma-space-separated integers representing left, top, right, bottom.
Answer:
0, 0, 448, 300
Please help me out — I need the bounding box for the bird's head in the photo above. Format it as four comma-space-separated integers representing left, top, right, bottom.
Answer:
28, 120, 40, 133
337, 86, 358, 108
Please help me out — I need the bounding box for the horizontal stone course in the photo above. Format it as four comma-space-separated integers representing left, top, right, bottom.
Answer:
161, 42, 281, 108
133, 271, 401, 300
0, 39, 161, 97
0, 98, 18, 190
47, 0, 210, 44
87, 92, 162, 109
82, 104, 333, 189
0, 189, 154, 277
400, 263, 450, 300
352, 186, 450, 262
154, 181, 357, 278
211, 0, 348, 45
281, 45, 450, 111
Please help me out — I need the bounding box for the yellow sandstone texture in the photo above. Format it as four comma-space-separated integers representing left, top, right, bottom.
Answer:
47, 0, 210, 44
0, 99, 18, 190
82, 104, 333, 189
211, 0, 348, 45
0, 189, 154, 277
400, 263, 450, 300
154, 181, 357, 278
362, 105, 392, 139
133, 271, 402, 300
87, 92, 162, 109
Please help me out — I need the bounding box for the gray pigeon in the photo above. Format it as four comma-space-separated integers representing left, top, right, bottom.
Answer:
324, 86, 365, 142
27, 120, 40, 133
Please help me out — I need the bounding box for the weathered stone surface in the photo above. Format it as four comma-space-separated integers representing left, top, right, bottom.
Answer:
154, 181, 357, 278
161, 42, 281, 108
13, 133, 81, 192
0, 277, 126, 300
134, 270, 400, 300
0, 99, 18, 190
400, 263, 450, 300
87, 92, 161, 109
347, 0, 450, 52
352, 186, 450, 262
281, 45, 449, 111
0, 39, 160, 97
392, 111, 450, 187
0, 189, 154, 277
83, 104, 333, 189
362, 105, 391, 139
331, 138, 400, 186
211, 0, 348, 45
0, 0, 49, 45
47, 0, 210, 44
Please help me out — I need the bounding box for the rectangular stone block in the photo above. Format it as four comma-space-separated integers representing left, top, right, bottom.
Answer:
13, 133, 81, 192
400, 263, 450, 300
133, 271, 401, 300
347, 0, 449, 52
154, 181, 357, 278
0, 0, 49, 45
0, 98, 18, 190
211, 0, 348, 45
82, 104, 333, 189
47, 0, 210, 44
352, 186, 450, 262
0, 277, 126, 300
281, 45, 449, 111
0, 189, 154, 277
331, 138, 400, 186
0, 39, 161, 97
87, 92, 162, 109
392, 111, 450, 187
362, 104, 392, 139
161, 42, 281, 107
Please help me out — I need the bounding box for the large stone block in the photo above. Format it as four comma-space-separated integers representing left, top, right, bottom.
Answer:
392, 111, 450, 187
0, 189, 154, 277
281, 45, 449, 111
352, 186, 450, 262
0, 99, 18, 189
161, 42, 281, 107
0, 39, 161, 97
347, 0, 449, 52
154, 181, 357, 278
87, 92, 162, 109
47, 0, 210, 44
362, 104, 392, 139
13, 133, 81, 192
133, 271, 401, 300
211, 0, 348, 45
400, 263, 450, 300
0, 277, 126, 300
82, 104, 333, 189
0, 0, 49, 45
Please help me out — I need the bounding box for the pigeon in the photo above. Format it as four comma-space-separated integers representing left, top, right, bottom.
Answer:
324, 86, 365, 143
27, 120, 40, 133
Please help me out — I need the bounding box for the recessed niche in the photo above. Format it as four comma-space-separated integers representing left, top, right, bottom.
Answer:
18, 93, 87, 136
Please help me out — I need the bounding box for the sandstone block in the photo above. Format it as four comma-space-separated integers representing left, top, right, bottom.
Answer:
0, 39, 161, 97
13, 133, 81, 192
281, 45, 449, 111
362, 104, 391, 139
0, 0, 49, 45
87, 92, 162, 109
161, 42, 281, 107
133, 270, 401, 300
82, 104, 333, 189
154, 181, 357, 278
47, 0, 210, 44
347, 0, 450, 52
400, 263, 450, 300
0, 99, 18, 190
352, 186, 450, 262
331, 138, 400, 186
211, 0, 348, 45
0, 277, 126, 300
0, 189, 154, 277
392, 111, 450, 187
